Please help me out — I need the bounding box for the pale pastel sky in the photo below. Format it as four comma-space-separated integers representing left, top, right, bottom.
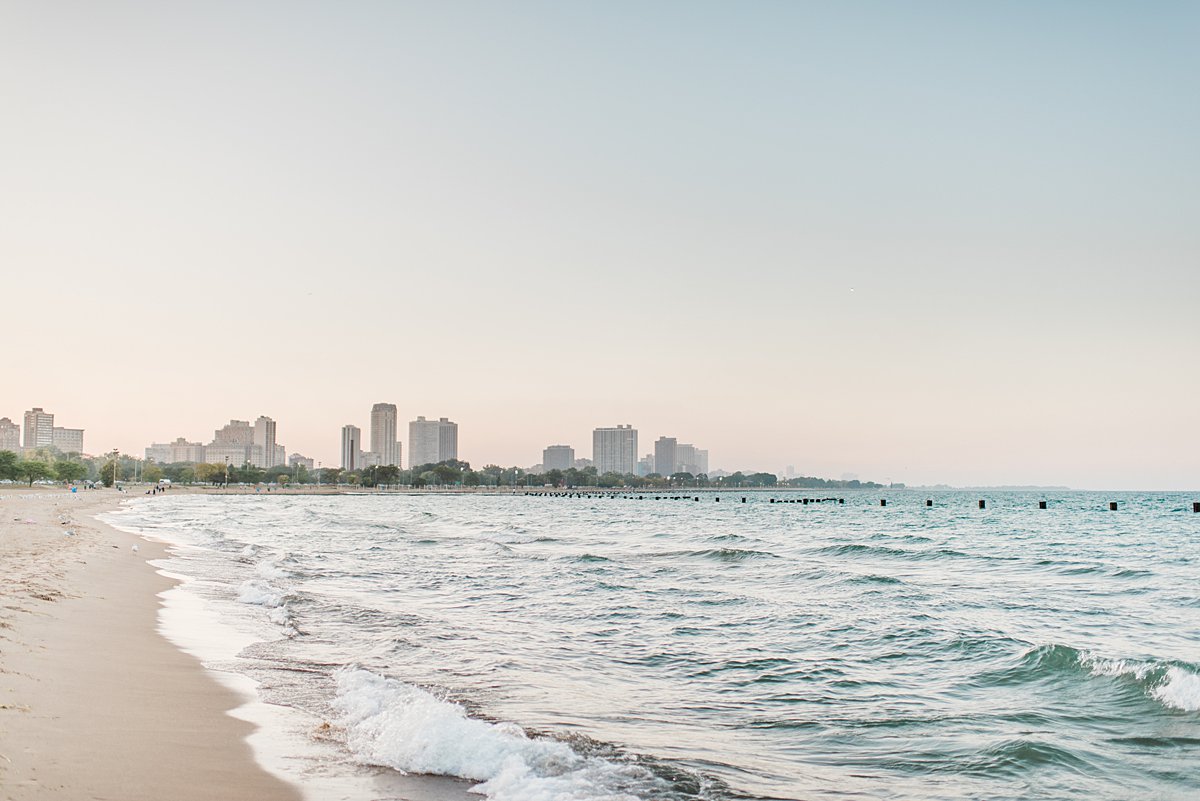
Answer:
2, 1, 1197, 489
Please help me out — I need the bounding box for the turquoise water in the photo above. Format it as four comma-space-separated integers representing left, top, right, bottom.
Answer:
107, 492, 1200, 800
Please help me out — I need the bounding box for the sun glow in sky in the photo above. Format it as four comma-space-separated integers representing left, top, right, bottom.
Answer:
2, 1, 1197, 488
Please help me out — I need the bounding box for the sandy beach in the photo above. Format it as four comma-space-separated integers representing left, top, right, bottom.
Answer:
0, 487, 300, 801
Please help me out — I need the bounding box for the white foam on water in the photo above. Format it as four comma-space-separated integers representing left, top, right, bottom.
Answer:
1153, 667, 1200, 712
238, 578, 286, 607
255, 557, 291, 581
333, 668, 655, 801
1082, 652, 1200, 712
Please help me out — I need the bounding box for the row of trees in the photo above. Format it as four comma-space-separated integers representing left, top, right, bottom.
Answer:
3, 448, 887, 492
0, 450, 89, 486
156, 458, 882, 490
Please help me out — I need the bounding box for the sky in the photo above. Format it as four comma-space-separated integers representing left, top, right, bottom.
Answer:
2, 1, 1197, 489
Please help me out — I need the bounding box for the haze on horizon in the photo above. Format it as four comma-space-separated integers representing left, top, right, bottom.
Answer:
2, 1, 1197, 490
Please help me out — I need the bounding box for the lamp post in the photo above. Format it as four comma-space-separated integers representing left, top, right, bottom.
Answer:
111, 448, 119, 489
225, 456, 230, 488
317, 461, 322, 488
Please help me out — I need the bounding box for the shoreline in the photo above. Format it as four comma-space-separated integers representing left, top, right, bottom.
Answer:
0, 487, 300, 801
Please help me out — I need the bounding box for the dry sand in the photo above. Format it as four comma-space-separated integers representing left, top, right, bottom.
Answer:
0, 487, 300, 801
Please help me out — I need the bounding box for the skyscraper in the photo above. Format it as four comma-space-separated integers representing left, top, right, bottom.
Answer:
253, 416, 278, 468
409, 416, 458, 467
542, 445, 575, 471
370, 403, 401, 467
654, 436, 677, 476
593, 425, 637, 475
23, 408, 54, 449
340, 424, 362, 471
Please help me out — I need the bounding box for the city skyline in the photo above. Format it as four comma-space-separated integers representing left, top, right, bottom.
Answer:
3, 4, 1196, 489
1, 397, 1195, 488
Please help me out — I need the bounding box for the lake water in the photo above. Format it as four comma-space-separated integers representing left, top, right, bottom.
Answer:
103, 491, 1200, 801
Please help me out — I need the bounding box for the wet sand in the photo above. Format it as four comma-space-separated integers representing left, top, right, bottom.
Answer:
0, 487, 300, 801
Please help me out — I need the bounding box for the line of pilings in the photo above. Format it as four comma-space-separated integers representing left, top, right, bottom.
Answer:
519, 492, 1200, 512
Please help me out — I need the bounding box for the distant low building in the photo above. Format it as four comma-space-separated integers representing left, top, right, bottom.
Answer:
0, 417, 21, 451
52, 427, 84, 455
288, 453, 315, 471
146, 438, 206, 464
205, 443, 260, 466
675, 443, 708, 475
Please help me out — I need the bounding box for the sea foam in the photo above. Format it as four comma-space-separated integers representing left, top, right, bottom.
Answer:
332, 668, 654, 801
1153, 667, 1200, 712
1082, 652, 1200, 712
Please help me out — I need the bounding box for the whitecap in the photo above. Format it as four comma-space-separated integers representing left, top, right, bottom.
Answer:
332, 668, 656, 801
1153, 666, 1200, 712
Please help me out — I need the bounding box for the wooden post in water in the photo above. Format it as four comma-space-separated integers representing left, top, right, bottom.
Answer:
978, 500, 986, 509
1194, 502, 1200, 513
880, 499, 887, 507
1039, 501, 1047, 509
1109, 501, 1118, 511
926, 499, 932, 507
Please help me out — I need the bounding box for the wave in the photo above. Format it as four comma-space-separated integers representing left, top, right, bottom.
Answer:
238, 579, 286, 608
817, 543, 973, 561
984, 644, 1200, 713
332, 668, 670, 801
652, 548, 778, 562
845, 574, 903, 585
238, 557, 299, 635
1082, 654, 1200, 712
964, 738, 1093, 776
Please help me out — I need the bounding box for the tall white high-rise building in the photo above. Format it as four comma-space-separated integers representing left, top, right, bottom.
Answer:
0, 417, 21, 451
593, 425, 638, 475
370, 403, 401, 467
341, 425, 362, 471
408, 416, 457, 467
542, 445, 575, 471
253, 416, 278, 468
23, 408, 54, 449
